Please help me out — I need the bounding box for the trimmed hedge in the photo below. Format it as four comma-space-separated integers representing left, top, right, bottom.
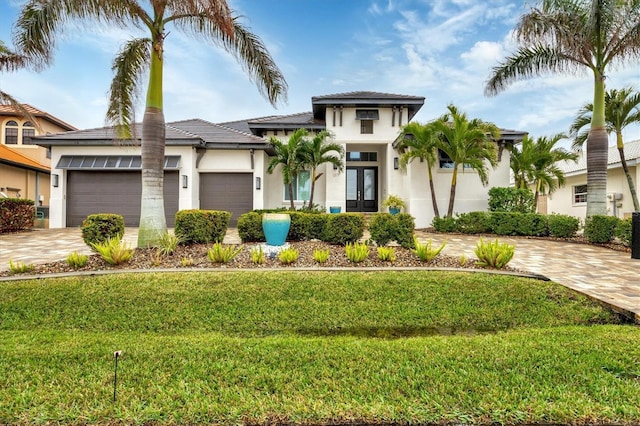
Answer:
548, 214, 580, 238
81, 214, 125, 247
0, 198, 35, 233
615, 218, 632, 247
237, 212, 265, 243
175, 210, 231, 244
584, 215, 620, 244
456, 212, 490, 234
323, 213, 365, 245
488, 187, 535, 213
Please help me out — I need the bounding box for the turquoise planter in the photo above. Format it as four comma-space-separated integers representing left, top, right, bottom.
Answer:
389, 207, 400, 215
262, 213, 291, 246
329, 206, 341, 213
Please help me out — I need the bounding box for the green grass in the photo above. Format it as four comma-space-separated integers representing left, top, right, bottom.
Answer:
0, 271, 637, 425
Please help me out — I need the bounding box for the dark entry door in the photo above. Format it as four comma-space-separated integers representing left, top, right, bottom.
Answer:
346, 166, 378, 212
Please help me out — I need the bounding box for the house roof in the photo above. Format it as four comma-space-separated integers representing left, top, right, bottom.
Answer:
0, 144, 50, 173
558, 139, 640, 175
168, 118, 271, 149
311, 91, 425, 121
0, 104, 77, 131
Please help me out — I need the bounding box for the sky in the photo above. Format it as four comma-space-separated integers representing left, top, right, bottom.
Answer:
1, 0, 639, 147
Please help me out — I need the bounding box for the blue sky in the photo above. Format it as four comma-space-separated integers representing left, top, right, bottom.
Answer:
1, 0, 638, 145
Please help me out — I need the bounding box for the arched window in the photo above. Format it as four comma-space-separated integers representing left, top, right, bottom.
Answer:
4, 120, 18, 145
22, 121, 36, 145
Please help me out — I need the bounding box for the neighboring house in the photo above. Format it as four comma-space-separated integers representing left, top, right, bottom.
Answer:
0, 104, 77, 209
35, 91, 525, 229
543, 139, 640, 219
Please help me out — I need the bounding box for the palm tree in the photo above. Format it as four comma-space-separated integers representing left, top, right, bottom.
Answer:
570, 87, 640, 211
300, 130, 344, 210
14, 0, 287, 247
397, 121, 441, 218
431, 105, 499, 218
485, 0, 640, 217
267, 129, 308, 210
524, 134, 579, 209
0, 40, 38, 124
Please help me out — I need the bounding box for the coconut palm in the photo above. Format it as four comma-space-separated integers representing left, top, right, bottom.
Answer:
267, 129, 308, 210
513, 134, 578, 209
0, 40, 38, 124
485, 0, 640, 217
431, 105, 499, 218
570, 87, 640, 211
398, 121, 441, 218
13, 0, 287, 246
300, 130, 344, 210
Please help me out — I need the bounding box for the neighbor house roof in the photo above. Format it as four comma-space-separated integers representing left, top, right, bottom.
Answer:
0, 104, 77, 131
0, 144, 50, 173
311, 91, 425, 121
558, 139, 640, 176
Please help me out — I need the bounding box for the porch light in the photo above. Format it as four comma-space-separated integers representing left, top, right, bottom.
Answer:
393, 157, 399, 170
52, 174, 59, 187
255, 177, 261, 190
182, 175, 188, 189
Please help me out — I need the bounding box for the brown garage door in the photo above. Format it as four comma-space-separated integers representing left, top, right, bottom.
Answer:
66, 171, 179, 227
200, 173, 253, 226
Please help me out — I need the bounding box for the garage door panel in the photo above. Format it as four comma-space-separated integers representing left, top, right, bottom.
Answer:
200, 173, 252, 226
66, 171, 178, 227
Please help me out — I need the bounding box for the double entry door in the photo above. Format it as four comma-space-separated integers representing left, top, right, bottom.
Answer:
346, 166, 378, 212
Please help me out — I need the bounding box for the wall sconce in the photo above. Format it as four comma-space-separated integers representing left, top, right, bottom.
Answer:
393, 157, 399, 170
181, 175, 188, 189
333, 163, 338, 170
255, 176, 261, 190
52, 174, 59, 187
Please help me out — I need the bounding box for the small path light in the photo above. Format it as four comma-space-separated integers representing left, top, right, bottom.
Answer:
113, 350, 122, 402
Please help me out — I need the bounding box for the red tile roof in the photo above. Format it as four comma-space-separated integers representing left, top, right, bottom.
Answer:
0, 144, 50, 173
0, 103, 77, 131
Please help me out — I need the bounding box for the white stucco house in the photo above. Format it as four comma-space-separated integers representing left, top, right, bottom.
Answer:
542, 139, 640, 219
35, 91, 525, 229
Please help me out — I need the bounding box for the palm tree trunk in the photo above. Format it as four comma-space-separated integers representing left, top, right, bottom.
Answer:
586, 74, 608, 216
427, 165, 440, 218
534, 180, 541, 212
308, 168, 317, 209
288, 182, 295, 210
616, 132, 640, 211
447, 167, 458, 217
138, 39, 167, 247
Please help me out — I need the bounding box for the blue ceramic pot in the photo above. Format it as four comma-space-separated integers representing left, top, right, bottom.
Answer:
329, 206, 341, 213
389, 207, 400, 215
262, 213, 291, 246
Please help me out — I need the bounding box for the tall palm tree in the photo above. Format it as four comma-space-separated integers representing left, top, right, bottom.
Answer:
398, 121, 441, 218
485, 0, 640, 217
300, 130, 344, 210
13, 0, 287, 247
570, 87, 640, 211
267, 128, 308, 210
529, 134, 579, 208
0, 40, 38, 125
431, 105, 499, 218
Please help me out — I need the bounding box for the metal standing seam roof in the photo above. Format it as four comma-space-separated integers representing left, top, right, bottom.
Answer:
558, 139, 640, 175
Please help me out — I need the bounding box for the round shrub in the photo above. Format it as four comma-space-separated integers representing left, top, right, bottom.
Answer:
81, 213, 125, 247
584, 215, 619, 244
323, 213, 365, 245
614, 217, 632, 247
547, 214, 580, 238
237, 212, 265, 243
175, 210, 231, 244
368, 213, 396, 246
432, 216, 457, 233
394, 213, 416, 249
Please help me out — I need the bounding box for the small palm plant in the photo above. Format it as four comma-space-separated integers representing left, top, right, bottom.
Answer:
345, 242, 370, 263
207, 243, 242, 264
412, 238, 446, 262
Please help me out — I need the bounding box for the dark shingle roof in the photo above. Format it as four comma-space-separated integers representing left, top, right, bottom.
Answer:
168, 118, 271, 149
311, 91, 425, 121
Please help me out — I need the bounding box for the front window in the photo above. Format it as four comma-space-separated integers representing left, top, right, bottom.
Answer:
284, 170, 311, 201
573, 184, 587, 204
438, 149, 454, 168
4, 120, 18, 144
22, 122, 35, 145
360, 120, 373, 134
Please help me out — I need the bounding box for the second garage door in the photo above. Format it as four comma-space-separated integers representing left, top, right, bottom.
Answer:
200, 173, 253, 226
66, 171, 179, 227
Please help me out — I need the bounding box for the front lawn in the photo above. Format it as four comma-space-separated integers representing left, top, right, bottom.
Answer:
1, 271, 638, 425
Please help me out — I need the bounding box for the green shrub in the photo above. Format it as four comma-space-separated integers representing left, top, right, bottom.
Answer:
489, 212, 521, 236
394, 213, 416, 249
615, 218, 632, 247
474, 238, 515, 269
323, 213, 365, 245
207, 243, 242, 264
584, 215, 619, 244
345, 242, 370, 263
81, 214, 125, 248
517, 213, 549, 237
237, 212, 265, 243
157, 232, 181, 256
0, 198, 35, 232
376, 246, 396, 262
8, 259, 35, 274
313, 248, 330, 264
307, 214, 329, 240
175, 210, 230, 245
66, 251, 88, 269
288, 212, 312, 241
412, 238, 446, 262
278, 247, 299, 264
548, 214, 580, 238
250, 246, 265, 264
368, 213, 396, 246
488, 187, 535, 213
456, 211, 490, 234
91, 237, 134, 265
432, 216, 457, 233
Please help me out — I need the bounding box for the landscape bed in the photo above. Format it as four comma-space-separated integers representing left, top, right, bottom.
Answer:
1, 271, 639, 425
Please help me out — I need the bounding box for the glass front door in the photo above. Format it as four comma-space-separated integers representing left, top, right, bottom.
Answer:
346, 166, 378, 212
